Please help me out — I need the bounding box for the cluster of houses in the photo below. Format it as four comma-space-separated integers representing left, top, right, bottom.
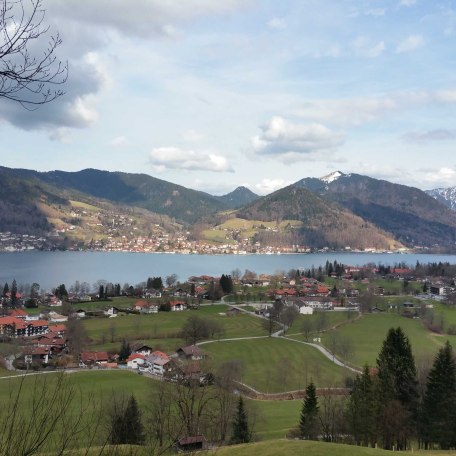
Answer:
79, 342, 207, 383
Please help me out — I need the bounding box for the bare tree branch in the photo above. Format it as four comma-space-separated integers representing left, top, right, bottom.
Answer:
0, 0, 67, 108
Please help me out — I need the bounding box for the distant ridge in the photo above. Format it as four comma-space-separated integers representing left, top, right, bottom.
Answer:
216, 186, 259, 209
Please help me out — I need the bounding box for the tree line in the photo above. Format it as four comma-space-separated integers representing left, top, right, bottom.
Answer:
297, 327, 456, 450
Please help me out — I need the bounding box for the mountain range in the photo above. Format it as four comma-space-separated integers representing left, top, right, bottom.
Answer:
1, 165, 455, 252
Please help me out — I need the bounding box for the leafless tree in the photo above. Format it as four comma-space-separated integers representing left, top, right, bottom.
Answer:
0, 0, 68, 107
66, 315, 88, 355
0, 372, 109, 455
165, 274, 178, 288
301, 317, 315, 341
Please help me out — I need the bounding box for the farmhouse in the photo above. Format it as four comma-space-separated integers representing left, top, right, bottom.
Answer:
134, 301, 159, 314
176, 345, 205, 360
169, 300, 186, 311
79, 351, 109, 367
126, 353, 146, 369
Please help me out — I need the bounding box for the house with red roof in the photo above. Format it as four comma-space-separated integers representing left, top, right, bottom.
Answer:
8, 309, 27, 319
127, 353, 146, 369
0, 316, 49, 338
134, 300, 159, 314
79, 351, 109, 367
145, 350, 176, 376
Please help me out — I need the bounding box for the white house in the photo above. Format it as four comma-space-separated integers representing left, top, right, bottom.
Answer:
127, 353, 146, 369
145, 351, 175, 377
104, 307, 118, 317
298, 306, 314, 315
169, 301, 186, 311
48, 311, 68, 323
134, 301, 159, 314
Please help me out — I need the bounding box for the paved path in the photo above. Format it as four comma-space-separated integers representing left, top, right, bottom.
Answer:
283, 337, 361, 374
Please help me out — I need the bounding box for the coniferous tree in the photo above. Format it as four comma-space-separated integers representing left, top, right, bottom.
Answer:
10, 279, 17, 307
420, 341, 456, 449
299, 382, 319, 440
230, 396, 251, 444
109, 395, 145, 445
347, 366, 375, 447
118, 339, 131, 362
2, 282, 9, 298
376, 327, 418, 450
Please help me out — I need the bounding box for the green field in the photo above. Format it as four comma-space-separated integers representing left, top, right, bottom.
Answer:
83, 304, 267, 347
252, 399, 301, 439
212, 439, 451, 456
202, 337, 353, 392
318, 313, 450, 367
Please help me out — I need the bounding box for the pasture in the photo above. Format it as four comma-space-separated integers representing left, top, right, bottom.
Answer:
319, 313, 449, 366
202, 337, 353, 392
82, 304, 267, 347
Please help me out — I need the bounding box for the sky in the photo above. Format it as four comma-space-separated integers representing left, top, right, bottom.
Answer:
1, 0, 456, 195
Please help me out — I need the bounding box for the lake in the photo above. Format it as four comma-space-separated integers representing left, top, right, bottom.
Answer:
1, 251, 456, 291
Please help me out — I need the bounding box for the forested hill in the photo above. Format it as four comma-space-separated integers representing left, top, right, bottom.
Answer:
235, 185, 402, 251
0, 167, 226, 224
294, 172, 456, 248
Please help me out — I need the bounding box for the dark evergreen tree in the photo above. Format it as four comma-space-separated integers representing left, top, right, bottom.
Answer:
10, 279, 18, 307
420, 341, 456, 449
2, 282, 9, 298
55, 284, 68, 301
376, 327, 418, 450
347, 366, 375, 447
152, 276, 163, 290
99, 284, 104, 299
230, 396, 251, 444
219, 274, 233, 294
109, 395, 145, 445
299, 382, 319, 440
118, 339, 131, 362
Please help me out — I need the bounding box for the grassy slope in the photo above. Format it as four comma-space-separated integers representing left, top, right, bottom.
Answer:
202, 338, 353, 392
213, 439, 450, 456
318, 313, 448, 366
83, 304, 267, 348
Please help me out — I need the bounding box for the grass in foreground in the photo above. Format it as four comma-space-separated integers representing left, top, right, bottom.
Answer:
212, 439, 451, 456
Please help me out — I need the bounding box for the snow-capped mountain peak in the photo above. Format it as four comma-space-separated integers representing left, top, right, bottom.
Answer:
426, 186, 456, 211
320, 171, 345, 184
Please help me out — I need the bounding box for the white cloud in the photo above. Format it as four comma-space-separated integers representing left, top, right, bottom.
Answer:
110, 136, 129, 147
396, 35, 424, 53
402, 129, 456, 144
254, 178, 293, 195
351, 36, 385, 58
294, 90, 456, 127
149, 147, 233, 172
252, 116, 344, 160
267, 17, 287, 30
421, 167, 456, 188
400, 0, 416, 6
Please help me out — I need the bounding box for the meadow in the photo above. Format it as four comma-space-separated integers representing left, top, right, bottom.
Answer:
202, 337, 354, 393
82, 304, 267, 350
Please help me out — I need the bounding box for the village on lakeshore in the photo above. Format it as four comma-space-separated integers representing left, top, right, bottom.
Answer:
0, 228, 418, 254
0, 261, 451, 377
